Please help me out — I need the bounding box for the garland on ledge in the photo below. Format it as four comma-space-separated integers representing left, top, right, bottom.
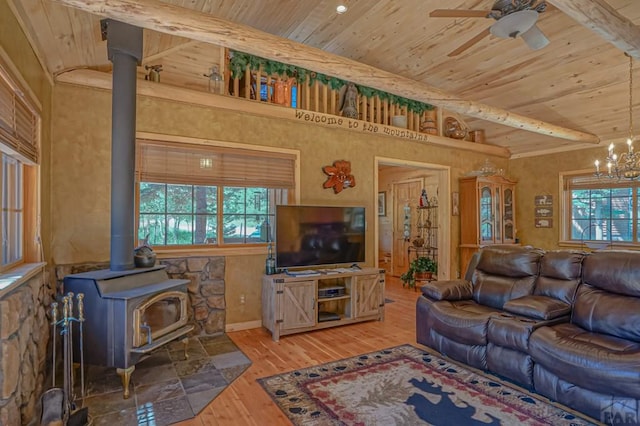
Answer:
229, 51, 435, 115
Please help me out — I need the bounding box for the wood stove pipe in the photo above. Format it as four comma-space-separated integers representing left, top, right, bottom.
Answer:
102, 19, 143, 271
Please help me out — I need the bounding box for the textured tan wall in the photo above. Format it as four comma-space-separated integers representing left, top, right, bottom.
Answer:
1, 3, 53, 423
51, 83, 507, 323
509, 147, 601, 250
0, 0, 53, 263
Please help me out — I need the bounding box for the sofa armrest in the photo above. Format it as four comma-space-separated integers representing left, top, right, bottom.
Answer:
503, 295, 571, 320
420, 279, 472, 301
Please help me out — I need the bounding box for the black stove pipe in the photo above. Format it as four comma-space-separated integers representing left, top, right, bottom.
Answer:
103, 20, 143, 271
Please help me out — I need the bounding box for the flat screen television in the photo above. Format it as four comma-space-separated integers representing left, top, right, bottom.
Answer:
275, 205, 365, 270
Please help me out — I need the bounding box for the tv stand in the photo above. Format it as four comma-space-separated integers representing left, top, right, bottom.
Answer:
262, 267, 385, 341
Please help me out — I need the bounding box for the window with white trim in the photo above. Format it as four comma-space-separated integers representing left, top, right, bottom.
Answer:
136, 139, 295, 247
562, 172, 638, 245
0, 61, 39, 270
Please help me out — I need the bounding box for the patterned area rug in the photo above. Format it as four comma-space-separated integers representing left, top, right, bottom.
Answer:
258, 344, 597, 425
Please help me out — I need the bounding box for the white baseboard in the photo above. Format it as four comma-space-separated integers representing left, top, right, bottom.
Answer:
225, 320, 262, 332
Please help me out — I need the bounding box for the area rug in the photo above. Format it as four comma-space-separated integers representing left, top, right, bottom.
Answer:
258, 344, 597, 425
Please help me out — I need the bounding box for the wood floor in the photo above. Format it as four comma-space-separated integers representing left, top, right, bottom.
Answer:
176, 274, 419, 425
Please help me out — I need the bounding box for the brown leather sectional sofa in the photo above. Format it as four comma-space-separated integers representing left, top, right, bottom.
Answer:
416, 245, 640, 420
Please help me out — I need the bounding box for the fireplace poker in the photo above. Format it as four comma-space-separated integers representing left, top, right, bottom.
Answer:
66, 292, 75, 401
62, 295, 71, 422
50, 302, 58, 387
77, 293, 85, 399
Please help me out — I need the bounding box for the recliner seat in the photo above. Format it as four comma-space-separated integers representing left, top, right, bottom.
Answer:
529, 250, 640, 419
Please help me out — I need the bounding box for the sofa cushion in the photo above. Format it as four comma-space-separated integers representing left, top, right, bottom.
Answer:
534, 250, 584, 304
427, 300, 501, 346
582, 250, 640, 297
472, 246, 542, 309
420, 279, 472, 301
475, 246, 542, 277
530, 323, 640, 398
503, 295, 570, 320
472, 272, 538, 310
572, 284, 640, 342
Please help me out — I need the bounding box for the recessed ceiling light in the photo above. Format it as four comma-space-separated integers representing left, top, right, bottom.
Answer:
336, 4, 348, 14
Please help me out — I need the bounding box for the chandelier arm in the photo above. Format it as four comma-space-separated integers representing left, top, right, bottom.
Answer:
594, 53, 640, 180
630, 53, 634, 141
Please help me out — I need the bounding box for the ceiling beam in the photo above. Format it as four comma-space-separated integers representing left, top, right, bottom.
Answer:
52, 0, 599, 144
142, 39, 199, 65
548, 0, 640, 58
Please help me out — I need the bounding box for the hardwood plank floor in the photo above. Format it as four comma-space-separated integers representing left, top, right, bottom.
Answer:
176, 274, 419, 425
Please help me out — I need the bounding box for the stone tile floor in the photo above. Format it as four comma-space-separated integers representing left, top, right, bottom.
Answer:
71, 334, 251, 426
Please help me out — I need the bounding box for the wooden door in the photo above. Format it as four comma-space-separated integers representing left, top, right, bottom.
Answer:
354, 274, 381, 318
392, 180, 422, 276
280, 280, 315, 331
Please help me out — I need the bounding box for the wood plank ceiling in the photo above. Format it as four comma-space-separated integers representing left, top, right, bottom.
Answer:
7, 0, 640, 157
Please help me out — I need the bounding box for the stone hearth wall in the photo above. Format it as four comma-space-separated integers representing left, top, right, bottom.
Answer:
0, 270, 53, 425
55, 256, 225, 337
160, 256, 225, 335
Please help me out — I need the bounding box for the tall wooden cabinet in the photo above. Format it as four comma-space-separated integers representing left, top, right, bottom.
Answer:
459, 175, 517, 277
262, 268, 385, 341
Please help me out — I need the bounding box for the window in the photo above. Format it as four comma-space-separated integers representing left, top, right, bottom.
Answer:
0, 59, 39, 270
136, 139, 296, 247
562, 173, 638, 245
2, 154, 22, 265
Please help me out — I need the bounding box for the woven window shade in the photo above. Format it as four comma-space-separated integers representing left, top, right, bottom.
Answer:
0, 75, 39, 165
137, 139, 296, 189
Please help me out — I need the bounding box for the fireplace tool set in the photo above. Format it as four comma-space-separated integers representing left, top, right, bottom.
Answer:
40, 292, 89, 426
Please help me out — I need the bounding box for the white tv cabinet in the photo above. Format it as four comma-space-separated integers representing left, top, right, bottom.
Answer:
262, 267, 385, 341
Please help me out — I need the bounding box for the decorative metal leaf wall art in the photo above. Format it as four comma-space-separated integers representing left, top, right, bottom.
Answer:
322, 160, 356, 194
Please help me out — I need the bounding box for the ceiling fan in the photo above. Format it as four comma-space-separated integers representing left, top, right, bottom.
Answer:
430, 0, 551, 57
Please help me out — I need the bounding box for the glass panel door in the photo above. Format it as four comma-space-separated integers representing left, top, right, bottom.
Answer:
503, 187, 515, 242
495, 186, 502, 242
479, 185, 494, 243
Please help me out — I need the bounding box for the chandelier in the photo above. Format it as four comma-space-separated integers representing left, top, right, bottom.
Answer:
594, 53, 640, 180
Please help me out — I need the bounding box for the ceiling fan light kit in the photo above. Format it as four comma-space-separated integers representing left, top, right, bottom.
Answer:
490, 10, 538, 39
431, 0, 550, 55
490, 10, 549, 50
520, 25, 550, 50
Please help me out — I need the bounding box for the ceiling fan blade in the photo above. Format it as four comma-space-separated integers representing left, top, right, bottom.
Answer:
430, 9, 489, 18
521, 24, 550, 50
448, 27, 491, 57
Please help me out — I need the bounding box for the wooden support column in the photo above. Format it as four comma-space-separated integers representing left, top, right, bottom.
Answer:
330, 89, 336, 115
313, 80, 319, 112
255, 66, 262, 101
304, 75, 310, 110
322, 83, 328, 113
361, 95, 367, 122
244, 65, 251, 100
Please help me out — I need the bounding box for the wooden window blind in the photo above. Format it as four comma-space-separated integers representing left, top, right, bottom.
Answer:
564, 173, 637, 190
136, 139, 296, 189
0, 70, 39, 165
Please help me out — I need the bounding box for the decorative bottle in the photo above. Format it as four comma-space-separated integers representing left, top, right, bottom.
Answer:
265, 243, 276, 275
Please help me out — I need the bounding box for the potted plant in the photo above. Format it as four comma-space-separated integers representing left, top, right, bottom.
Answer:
400, 256, 438, 288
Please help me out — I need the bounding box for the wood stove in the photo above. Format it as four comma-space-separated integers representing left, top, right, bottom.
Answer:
63, 266, 193, 398
60, 21, 196, 400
